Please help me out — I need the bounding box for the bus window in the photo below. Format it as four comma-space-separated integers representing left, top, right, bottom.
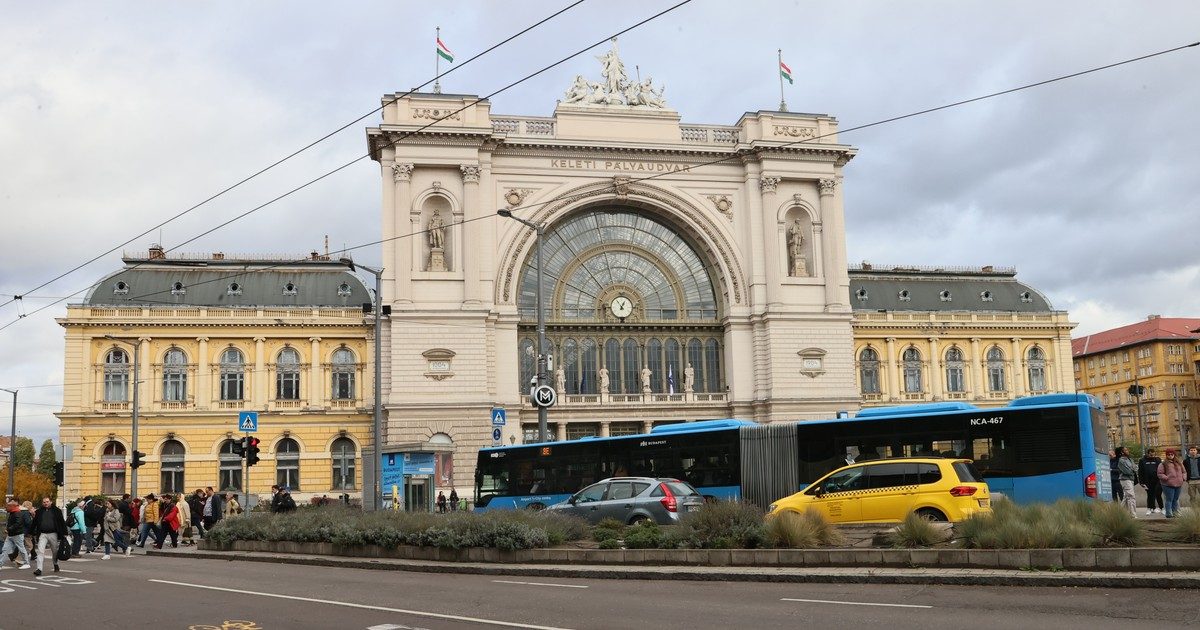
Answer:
971, 437, 1013, 475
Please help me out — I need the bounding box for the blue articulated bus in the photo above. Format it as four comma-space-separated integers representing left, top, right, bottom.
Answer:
475, 393, 1109, 511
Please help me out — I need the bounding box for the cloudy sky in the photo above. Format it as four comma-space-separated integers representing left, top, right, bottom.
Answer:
1, 1, 1198, 445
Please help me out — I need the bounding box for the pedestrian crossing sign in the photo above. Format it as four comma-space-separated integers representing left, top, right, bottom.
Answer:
238, 411, 258, 432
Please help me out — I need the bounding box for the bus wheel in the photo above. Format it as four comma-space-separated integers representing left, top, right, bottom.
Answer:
916, 508, 947, 522
526, 503, 546, 511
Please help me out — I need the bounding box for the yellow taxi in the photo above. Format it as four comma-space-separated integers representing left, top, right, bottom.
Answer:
767, 458, 992, 523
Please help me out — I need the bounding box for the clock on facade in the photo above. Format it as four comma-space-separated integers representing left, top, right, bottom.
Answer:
610, 296, 633, 319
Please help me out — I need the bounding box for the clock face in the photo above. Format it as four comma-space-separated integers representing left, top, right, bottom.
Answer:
610, 296, 633, 319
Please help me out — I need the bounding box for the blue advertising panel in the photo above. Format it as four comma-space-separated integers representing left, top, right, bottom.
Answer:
404, 452, 436, 475
381, 452, 405, 489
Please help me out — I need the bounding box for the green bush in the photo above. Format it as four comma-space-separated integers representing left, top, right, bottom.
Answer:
955, 499, 1141, 549
886, 512, 948, 548
598, 538, 622, 550
765, 510, 842, 549
623, 520, 663, 549
592, 518, 626, 542
1166, 509, 1200, 543
675, 500, 767, 549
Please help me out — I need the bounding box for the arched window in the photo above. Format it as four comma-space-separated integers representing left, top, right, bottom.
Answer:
859, 348, 880, 394
687, 339, 704, 393
332, 348, 356, 400
704, 339, 721, 393
945, 347, 966, 393
276, 348, 301, 400
100, 441, 127, 494
902, 348, 923, 393
275, 438, 300, 490
218, 439, 243, 492
162, 348, 188, 402
1027, 346, 1047, 393
331, 437, 356, 490
103, 349, 130, 402
647, 338, 663, 393
219, 348, 245, 401
519, 338, 536, 391
160, 439, 185, 494
580, 338, 598, 394
987, 346, 1007, 392
622, 338, 639, 394
562, 338, 579, 394
604, 339, 622, 394
665, 338, 682, 394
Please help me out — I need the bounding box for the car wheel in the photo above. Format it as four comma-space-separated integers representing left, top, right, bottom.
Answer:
628, 514, 650, 525
526, 503, 546, 511
916, 508, 947, 522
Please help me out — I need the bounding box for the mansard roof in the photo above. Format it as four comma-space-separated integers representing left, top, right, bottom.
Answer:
848, 264, 1053, 313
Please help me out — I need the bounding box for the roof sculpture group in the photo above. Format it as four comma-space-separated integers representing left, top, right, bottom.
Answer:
563, 38, 667, 108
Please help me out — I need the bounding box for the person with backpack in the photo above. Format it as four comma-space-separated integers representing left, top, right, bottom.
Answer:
278, 487, 296, 513
1139, 448, 1164, 515
2, 499, 32, 570
449, 489, 459, 512
83, 496, 105, 553
68, 501, 88, 557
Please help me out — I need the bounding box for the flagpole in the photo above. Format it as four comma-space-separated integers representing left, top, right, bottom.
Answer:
434, 26, 442, 94
778, 49, 788, 112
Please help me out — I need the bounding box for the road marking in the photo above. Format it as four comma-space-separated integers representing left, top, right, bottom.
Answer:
57, 569, 84, 574
492, 580, 588, 589
781, 598, 933, 609
149, 579, 576, 630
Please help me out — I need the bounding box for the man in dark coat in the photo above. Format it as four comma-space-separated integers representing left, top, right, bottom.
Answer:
31, 497, 68, 576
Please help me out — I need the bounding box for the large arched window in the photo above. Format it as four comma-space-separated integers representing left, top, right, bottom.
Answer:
1027, 346, 1047, 393
219, 348, 245, 401
902, 348, 923, 393
519, 339, 536, 391
276, 438, 301, 490
686, 339, 704, 393
621, 338, 639, 395
276, 348, 301, 400
331, 437, 356, 490
162, 348, 188, 402
664, 339, 682, 394
859, 348, 880, 394
604, 339, 622, 394
945, 347, 966, 393
580, 338, 598, 394
332, 348, 356, 400
703, 339, 721, 393
160, 440, 185, 494
647, 338, 664, 393
987, 346, 1007, 392
218, 439, 243, 492
100, 441, 127, 494
103, 349, 130, 402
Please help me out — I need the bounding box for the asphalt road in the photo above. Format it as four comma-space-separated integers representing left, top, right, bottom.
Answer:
0, 552, 1197, 629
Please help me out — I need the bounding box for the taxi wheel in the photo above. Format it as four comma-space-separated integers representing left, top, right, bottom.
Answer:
916, 508, 947, 522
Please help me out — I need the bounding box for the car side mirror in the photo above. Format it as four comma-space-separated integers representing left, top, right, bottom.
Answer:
813, 485, 826, 497
567, 496, 578, 505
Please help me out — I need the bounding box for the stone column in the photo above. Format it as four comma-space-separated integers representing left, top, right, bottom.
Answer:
759, 176, 782, 306
138, 337, 152, 407
556, 422, 567, 442
642, 420, 653, 435
743, 164, 768, 311
929, 337, 942, 401
391, 163, 414, 305
254, 336, 267, 406
970, 337, 983, 400
478, 155, 496, 304
461, 164, 482, 306
382, 162, 397, 303
600, 421, 611, 438
196, 337, 210, 410
1011, 337, 1025, 398
818, 178, 848, 311
310, 337, 322, 408
885, 337, 899, 401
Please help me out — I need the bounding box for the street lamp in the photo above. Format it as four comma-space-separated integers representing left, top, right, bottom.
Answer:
497, 209, 548, 443
2, 387, 15, 499
339, 257, 386, 511
104, 336, 142, 497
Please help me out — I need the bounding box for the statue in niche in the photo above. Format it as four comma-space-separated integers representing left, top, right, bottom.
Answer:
641, 366, 652, 394
787, 219, 809, 277
427, 208, 447, 272
684, 363, 695, 393
554, 366, 566, 395
598, 367, 610, 395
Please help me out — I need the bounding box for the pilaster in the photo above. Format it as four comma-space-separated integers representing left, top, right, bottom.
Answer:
310, 337, 322, 408
1011, 337, 1025, 398
970, 337, 983, 400
929, 337, 942, 401
885, 337, 899, 401
254, 336, 267, 406
461, 164, 483, 306
392, 163, 414, 305
818, 178, 847, 312
196, 337, 210, 410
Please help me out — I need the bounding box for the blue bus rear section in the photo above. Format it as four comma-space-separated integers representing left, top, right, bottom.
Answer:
475, 394, 1106, 511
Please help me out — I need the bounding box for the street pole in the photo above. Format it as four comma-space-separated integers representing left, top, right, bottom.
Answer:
106, 336, 141, 497
2, 388, 15, 500
497, 210, 548, 443
339, 258, 385, 510
1133, 371, 1146, 448
1174, 385, 1186, 452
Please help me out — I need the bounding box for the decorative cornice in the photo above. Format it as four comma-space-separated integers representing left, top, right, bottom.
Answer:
759, 176, 781, 194
391, 163, 414, 183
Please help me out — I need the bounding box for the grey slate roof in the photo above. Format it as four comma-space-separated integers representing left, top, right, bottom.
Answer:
84, 257, 372, 307
848, 267, 1054, 312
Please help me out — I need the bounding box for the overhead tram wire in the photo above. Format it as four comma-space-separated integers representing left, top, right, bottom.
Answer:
1, 34, 1191, 332
0, 0, 587, 313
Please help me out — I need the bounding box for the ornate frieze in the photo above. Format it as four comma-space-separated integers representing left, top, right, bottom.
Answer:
773, 125, 818, 139
412, 108, 461, 121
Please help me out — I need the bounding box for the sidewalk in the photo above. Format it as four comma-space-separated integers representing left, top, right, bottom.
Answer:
146, 544, 1200, 589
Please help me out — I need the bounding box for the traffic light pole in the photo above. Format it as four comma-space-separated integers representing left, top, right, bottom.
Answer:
105, 335, 142, 497
3, 388, 16, 500
243, 432, 249, 507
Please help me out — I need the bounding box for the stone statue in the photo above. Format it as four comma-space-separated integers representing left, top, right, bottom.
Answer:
586, 81, 615, 105
631, 77, 666, 108
641, 366, 652, 393
564, 75, 590, 104
428, 208, 446, 250
684, 363, 695, 393
787, 219, 808, 277
561, 37, 667, 109
596, 39, 627, 97
598, 367, 610, 394
554, 366, 566, 395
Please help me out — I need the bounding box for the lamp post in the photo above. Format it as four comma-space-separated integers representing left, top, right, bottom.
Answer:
2, 387, 15, 499
339, 258, 385, 511
497, 209, 548, 443
104, 336, 142, 497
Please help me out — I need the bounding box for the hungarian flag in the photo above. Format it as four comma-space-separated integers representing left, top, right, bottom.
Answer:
437, 37, 454, 63
780, 59, 793, 84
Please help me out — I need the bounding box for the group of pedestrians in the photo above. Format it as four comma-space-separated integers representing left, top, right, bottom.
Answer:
435, 489, 462, 513
1110, 445, 1200, 518
3, 497, 70, 575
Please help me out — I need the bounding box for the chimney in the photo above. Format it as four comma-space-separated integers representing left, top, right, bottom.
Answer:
861, 261, 872, 270
211, 252, 225, 260
981, 265, 994, 273
1148, 314, 1161, 320
148, 243, 165, 260
311, 250, 320, 261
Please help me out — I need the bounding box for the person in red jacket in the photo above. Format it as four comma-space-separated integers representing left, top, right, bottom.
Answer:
154, 495, 181, 549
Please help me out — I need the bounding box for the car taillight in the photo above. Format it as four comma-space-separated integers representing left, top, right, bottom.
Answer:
1085, 472, 1098, 498
659, 483, 677, 512
949, 485, 978, 497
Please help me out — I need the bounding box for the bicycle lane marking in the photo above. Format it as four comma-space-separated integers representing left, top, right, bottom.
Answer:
149, 579, 576, 630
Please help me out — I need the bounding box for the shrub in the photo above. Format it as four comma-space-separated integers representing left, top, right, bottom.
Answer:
1091, 501, 1143, 547
1166, 509, 1200, 544
886, 512, 948, 548
598, 538, 622, 550
623, 520, 663, 549
676, 500, 767, 549
593, 527, 620, 543
956, 499, 1139, 549
765, 510, 842, 549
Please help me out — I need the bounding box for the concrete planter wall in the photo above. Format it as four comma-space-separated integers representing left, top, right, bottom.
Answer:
197, 540, 1200, 572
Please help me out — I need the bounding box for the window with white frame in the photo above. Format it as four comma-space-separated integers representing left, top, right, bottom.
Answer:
103, 348, 130, 402
275, 438, 300, 490
276, 348, 301, 400
100, 441, 126, 494
162, 348, 188, 402
902, 348, 923, 393
160, 439, 185, 494
331, 437, 356, 490
859, 348, 881, 394
219, 347, 245, 401
945, 347, 966, 393
987, 346, 1006, 392
1027, 346, 1047, 392
331, 348, 356, 400
218, 439, 243, 492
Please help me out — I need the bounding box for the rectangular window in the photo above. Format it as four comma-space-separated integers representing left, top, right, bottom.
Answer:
333, 459, 356, 490
160, 465, 184, 494
101, 470, 125, 495
220, 371, 244, 401
103, 369, 129, 402
946, 366, 965, 393
277, 371, 300, 400
163, 372, 187, 402
608, 422, 642, 437
566, 423, 600, 440
219, 467, 243, 493
276, 463, 300, 491
332, 371, 354, 400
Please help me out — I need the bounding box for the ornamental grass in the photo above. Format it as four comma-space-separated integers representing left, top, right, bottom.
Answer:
955, 498, 1142, 548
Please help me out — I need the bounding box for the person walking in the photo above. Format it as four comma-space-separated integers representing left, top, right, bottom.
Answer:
2, 500, 32, 570
449, 489, 459, 512
1158, 449, 1187, 518
222, 493, 241, 519
203, 487, 223, 531
68, 501, 88, 557
101, 500, 122, 559
137, 494, 160, 548
1184, 446, 1200, 509
155, 496, 180, 549
176, 493, 193, 546
1117, 447, 1138, 517
1108, 449, 1123, 502
124, 497, 140, 555
436, 491, 447, 514
31, 496, 68, 576
84, 496, 105, 553
1139, 448, 1164, 515
187, 490, 206, 539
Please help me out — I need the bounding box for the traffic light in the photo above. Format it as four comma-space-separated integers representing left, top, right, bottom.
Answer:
232, 437, 246, 457
246, 437, 261, 467
53, 462, 64, 487
1128, 384, 1146, 397
130, 450, 146, 469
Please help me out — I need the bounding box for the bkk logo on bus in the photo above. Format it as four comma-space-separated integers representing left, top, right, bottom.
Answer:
639, 440, 668, 447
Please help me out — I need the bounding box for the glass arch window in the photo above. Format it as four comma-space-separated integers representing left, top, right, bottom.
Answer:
103, 349, 130, 402
276, 348, 301, 400
276, 438, 300, 490
332, 348, 356, 400
162, 348, 188, 402
687, 339, 704, 393
622, 338, 640, 394
987, 346, 1007, 392
218, 439, 243, 492
704, 339, 721, 393
647, 338, 663, 393
665, 339, 682, 394
580, 338, 598, 394
604, 339, 622, 393
1027, 346, 1047, 392
859, 348, 880, 394
101, 441, 126, 494
160, 439, 185, 494
903, 348, 923, 393
332, 437, 356, 490
219, 348, 245, 401
945, 347, 966, 393
519, 339, 536, 391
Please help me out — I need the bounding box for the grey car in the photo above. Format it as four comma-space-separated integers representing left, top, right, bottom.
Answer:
546, 477, 705, 525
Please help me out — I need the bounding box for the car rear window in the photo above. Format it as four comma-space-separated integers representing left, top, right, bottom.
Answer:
652, 481, 699, 496
953, 461, 983, 483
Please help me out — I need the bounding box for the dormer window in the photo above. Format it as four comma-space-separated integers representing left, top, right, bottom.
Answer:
939, 290, 952, 302
227, 282, 243, 296
1020, 291, 1033, 303
337, 282, 352, 297
855, 287, 868, 302
283, 282, 297, 296
898, 289, 911, 302
113, 281, 129, 295
171, 281, 186, 296
980, 290, 993, 302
